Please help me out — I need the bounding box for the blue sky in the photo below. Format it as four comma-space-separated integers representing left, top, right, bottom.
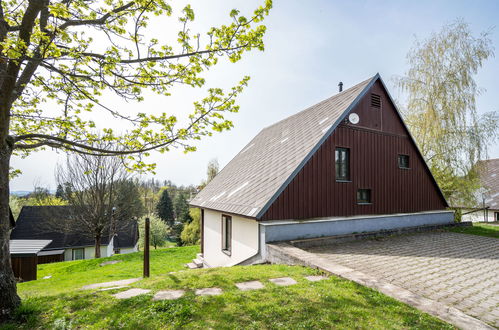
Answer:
10, 0, 499, 191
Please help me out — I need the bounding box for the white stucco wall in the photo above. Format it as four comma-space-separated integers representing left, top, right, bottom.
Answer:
461, 209, 498, 222
203, 209, 259, 267
119, 242, 139, 254
63, 245, 112, 261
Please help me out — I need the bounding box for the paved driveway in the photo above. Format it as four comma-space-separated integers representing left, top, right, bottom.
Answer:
305, 232, 499, 327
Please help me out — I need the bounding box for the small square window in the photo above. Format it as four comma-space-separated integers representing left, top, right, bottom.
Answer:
398, 155, 410, 169
357, 189, 371, 204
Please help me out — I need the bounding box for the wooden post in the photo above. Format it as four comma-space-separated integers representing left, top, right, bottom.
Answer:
143, 217, 150, 278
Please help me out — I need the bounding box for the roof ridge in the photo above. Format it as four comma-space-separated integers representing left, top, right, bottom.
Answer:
261, 75, 375, 132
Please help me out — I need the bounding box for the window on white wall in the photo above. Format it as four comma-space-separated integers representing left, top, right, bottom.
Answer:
221, 215, 232, 255
72, 248, 85, 260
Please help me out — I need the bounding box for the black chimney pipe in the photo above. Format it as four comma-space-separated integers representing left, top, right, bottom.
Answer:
338, 81, 343, 92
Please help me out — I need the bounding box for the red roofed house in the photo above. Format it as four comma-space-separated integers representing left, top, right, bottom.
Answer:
190, 74, 452, 268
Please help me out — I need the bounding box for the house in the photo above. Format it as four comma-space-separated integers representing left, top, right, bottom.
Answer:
190, 74, 453, 268
10, 239, 52, 281
460, 158, 499, 222
10, 206, 139, 262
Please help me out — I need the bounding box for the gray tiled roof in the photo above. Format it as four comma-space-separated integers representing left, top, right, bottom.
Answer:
481, 158, 499, 210
190, 75, 377, 218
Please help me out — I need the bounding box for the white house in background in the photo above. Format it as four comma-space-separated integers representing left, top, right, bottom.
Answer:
460, 158, 499, 223
10, 206, 139, 263
190, 74, 453, 268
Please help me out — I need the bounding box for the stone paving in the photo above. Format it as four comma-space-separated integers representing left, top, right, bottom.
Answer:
82, 278, 141, 290
153, 290, 185, 301
235, 280, 265, 291
305, 232, 499, 328
113, 288, 151, 299
268, 277, 297, 286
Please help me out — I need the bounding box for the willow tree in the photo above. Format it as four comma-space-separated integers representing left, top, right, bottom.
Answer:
397, 20, 498, 207
0, 0, 272, 318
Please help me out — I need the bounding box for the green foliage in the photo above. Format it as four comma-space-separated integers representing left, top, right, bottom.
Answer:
397, 20, 498, 206
173, 192, 192, 223
180, 208, 201, 246
3, 0, 273, 172
156, 189, 174, 226
115, 180, 145, 220
138, 215, 169, 249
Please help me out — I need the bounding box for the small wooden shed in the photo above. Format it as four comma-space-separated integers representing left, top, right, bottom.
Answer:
10, 239, 52, 282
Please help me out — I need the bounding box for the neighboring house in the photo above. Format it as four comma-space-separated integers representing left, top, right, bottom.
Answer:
10, 206, 139, 262
460, 158, 499, 222
190, 74, 453, 268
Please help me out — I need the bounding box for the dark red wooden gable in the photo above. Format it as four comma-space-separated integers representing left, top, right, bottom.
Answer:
260, 79, 447, 221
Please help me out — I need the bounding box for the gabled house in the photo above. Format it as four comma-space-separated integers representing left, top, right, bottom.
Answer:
460, 158, 499, 222
190, 74, 452, 268
10, 206, 139, 262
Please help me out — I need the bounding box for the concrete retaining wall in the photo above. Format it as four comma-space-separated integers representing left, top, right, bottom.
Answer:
260, 211, 454, 243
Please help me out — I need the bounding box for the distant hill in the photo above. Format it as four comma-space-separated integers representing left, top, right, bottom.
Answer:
10, 191, 31, 197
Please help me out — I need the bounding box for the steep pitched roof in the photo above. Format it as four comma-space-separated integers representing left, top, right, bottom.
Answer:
190, 75, 377, 218
480, 158, 499, 209
10, 206, 139, 250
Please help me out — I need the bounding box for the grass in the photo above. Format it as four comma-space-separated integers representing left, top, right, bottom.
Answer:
2, 246, 454, 329
449, 222, 499, 238
18, 245, 198, 297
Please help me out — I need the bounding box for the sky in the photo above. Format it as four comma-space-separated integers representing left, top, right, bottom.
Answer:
10, 0, 499, 192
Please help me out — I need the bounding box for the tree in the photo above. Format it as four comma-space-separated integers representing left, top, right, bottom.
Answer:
138, 215, 168, 249
114, 179, 145, 221
173, 192, 192, 223
156, 188, 174, 226
0, 1, 272, 316
396, 20, 499, 206
199, 158, 220, 189
207, 159, 220, 183
180, 208, 200, 246
55, 184, 64, 199
56, 149, 129, 259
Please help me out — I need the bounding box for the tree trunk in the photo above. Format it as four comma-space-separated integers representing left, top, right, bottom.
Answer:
0, 142, 20, 320
94, 234, 101, 258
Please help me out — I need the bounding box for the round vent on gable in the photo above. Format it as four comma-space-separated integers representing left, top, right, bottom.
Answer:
348, 113, 360, 125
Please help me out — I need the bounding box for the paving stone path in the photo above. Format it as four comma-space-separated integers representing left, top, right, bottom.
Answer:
269, 277, 297, 286
113, 288, 151, 299
235, 280, 265, 291
305, 232, 499, 328
153, 290, 185, 301
82, 278, 141, 290
88, 275, 327, 301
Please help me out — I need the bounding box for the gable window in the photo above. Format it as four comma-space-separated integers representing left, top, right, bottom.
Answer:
72, 248, 85, 260
221, 215, 232, 255
357, 189, 371, 204
335, 147, 350, 181
398, 154, 410, 169
371, 93, 381, 109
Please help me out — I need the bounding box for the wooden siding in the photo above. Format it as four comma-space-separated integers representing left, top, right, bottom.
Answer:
261, 81, 447, 221
11, 256, 38, 282
38, 253, 64, 264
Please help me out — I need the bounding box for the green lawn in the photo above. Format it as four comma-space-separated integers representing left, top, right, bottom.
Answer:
3, 246, 453, 329
449, 222, 499, 238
